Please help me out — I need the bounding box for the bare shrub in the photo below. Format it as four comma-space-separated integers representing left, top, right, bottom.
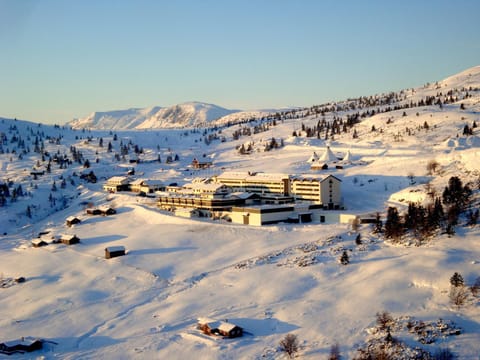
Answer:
449, 285, 469, 308
426, 160, 440, 175
279, 333, 299, 358
470, 276, 480, 297
376, 311, 394, 331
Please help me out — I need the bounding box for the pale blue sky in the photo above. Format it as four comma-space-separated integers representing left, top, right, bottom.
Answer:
1, 0, 479, 124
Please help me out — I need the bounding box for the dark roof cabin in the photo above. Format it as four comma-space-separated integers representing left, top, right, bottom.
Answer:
65, 216, 81, 227
99, 206, 116, 216
86, 208, 102, 215
197, 318, 243, 338
0, 337, 43, 355
61, 234, 80, 245
31, 239, 48, 248
105, 246, 126, 259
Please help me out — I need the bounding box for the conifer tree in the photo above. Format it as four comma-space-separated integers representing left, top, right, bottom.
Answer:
450, 272, 464, 287
340, 251, 350, 265
384, 207, 403, 241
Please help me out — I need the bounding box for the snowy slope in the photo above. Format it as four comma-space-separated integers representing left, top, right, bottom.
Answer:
1, 65, 480, 359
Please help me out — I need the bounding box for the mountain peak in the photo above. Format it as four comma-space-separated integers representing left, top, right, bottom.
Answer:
69, 102, 240, 130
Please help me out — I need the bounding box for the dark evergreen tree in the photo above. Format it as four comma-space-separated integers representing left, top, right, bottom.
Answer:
384, 207, 403, 240
355, 233, 362, 245
340, 250, 350, 265
450, 272, 464, 287
373, 212, 383, 233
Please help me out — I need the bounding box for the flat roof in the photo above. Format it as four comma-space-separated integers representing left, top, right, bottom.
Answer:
106, 246, 125, 252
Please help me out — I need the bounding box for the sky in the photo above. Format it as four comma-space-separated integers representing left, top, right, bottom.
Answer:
1, 0, 480, 124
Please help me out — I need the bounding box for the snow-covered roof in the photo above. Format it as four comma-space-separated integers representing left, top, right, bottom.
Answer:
32, 238, 47, 245
66, 216, 80, 221
98, 206, 115, 211
184, 182, 227, 192
61, 234, 78, 240
2, 337, 41, 347
106, 246, 125, 252
143, 179, 164, 186
218, 321, 239, 332
197, 317, 219, 327
130, 178, 146, 185
217, 171, 289, 182
106, 176, 130, 184
230, 192, 259, 199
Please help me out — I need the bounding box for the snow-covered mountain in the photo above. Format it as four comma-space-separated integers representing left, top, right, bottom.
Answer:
69, 102, 242, 130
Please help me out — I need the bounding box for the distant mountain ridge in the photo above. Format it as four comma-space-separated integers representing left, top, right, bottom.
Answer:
69, 102, 243, 130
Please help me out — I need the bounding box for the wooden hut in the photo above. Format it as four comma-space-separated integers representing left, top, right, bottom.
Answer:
99, 206, 116, 216
65, 216, 81, 227
0, 337, 43, 355
31, 239, 48, 248
105, 246, 126, 259
86, 208, 102, 215
197, 318, 243, 338
61, 234, 80, 245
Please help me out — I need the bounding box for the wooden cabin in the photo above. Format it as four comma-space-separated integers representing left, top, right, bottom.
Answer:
86, 208, 102, 215
31, 239, 48, 248
65, 216, 81, 227
191, 158, 213, 169
105, 246, 126, 259
99, 206, 116, 216
0, 337, 43, 355
197, 318, 243, 338
60, 234, 80, 245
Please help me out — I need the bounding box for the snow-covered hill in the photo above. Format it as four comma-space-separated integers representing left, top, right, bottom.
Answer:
1, 65, 480, 359
69, 102, 242, 130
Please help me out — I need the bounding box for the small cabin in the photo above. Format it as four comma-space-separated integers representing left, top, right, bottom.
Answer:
31, 239, 48, 248
65, 216, 81, 227
105, 246, 126, 259
99, 207, 116, 216
61, 234, 80, 245
86, 208, 102, 215
197, 318, 243, 338
191, 158, 213, 169
0, 337, 43, 355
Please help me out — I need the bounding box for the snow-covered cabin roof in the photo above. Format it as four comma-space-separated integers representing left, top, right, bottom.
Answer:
32, 238, 48, 245
197, 317, 221, 328
105, 246, 125, 252
218, 322, 239, 332
2, 336, 42, 348
66, 216, 80, 222
61, 234, 78, 240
